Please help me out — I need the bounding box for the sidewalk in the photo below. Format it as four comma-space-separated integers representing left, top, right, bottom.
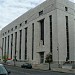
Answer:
51, 68, 75, 73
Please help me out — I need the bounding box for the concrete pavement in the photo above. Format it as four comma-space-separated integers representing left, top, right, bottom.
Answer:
4, 64, 75, 74
51, 68, 75, 73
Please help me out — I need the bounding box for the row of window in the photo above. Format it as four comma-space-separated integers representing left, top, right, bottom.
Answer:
2, 20, 28, 36
2, 5, 68, 36
2, 9, 44, 36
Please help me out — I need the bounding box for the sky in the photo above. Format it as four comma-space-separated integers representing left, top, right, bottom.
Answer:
0, 0, 74, 30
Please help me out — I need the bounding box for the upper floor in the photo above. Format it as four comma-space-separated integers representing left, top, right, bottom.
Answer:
1, 0, 75, 37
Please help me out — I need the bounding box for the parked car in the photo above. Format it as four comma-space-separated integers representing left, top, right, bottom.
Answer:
6, 60, 14, 65
62, 63, 75, 69
0, 64, 11, 75
21, 63, 32, 69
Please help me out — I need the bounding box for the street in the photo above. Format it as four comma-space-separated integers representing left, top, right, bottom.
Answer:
5, 65, 75, 75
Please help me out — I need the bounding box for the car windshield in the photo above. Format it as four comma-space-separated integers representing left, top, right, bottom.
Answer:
0, 65, 7, 74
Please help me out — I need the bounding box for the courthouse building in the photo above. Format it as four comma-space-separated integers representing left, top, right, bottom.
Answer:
1, 0, 75, 66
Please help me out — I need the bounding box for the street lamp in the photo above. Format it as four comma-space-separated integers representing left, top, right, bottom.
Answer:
57, 46, 59, 67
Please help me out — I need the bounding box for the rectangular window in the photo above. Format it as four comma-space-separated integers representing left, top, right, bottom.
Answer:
7, 36, 10, 58
2, 38, 4, 57
66, 16, 69, 60
39, 10, 43, 16
5, 32, 6, 34
3, 33, 4, 36
11, 34, 13, 59
50, 15, 52, 53
65, 7, 68, 11
19, 30, 22, 59
49, 15, 53, 61
20, 23, 22, 27
32, 23, 34, 60
11, 28, 13, 31
25, 28, 27, 60
15, 26, 17, 29
25, 20, 27, 24
15, 32, 17, 60
5, 37, 6, 55
39, 19, 44, 45
8, 30, 10, 33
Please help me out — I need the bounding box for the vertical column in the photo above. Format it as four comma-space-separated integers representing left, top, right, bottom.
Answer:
6, 37, 7, 56
44, 16, 50, 62
9, 35, 11, 58
21, 29, 25, 60
3, 37, 5, 56
17, 31, 20, 60
33, 21, 40, 64
2, 38, 4, 58
12, 33, 15, 59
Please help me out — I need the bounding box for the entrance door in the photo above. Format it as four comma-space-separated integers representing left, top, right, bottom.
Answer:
40, 52, 44, 63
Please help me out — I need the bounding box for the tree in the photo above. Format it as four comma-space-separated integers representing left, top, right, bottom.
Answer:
45, 52, 52, 70
2, 54, 8, 63
13, 55, 17, 66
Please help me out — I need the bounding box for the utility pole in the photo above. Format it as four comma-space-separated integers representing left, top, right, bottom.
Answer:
57, 46, 59, 67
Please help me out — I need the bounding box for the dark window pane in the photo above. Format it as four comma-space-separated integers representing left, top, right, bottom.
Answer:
32, 23, 34, 60
19, 30, 22, 59
25, 20, 27, 24
25, 28, 27, 60
40, 19, 44, 45
65, 7, 68, 11
39, 10, 43, 16
66, 16, 69, 60
50, 15, 52, 53
7, 36, 10, 58
15, 32, 17, 60
11, 34, 13, 59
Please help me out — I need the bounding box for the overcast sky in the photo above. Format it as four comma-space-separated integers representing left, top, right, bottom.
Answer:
0, 0, 74, 30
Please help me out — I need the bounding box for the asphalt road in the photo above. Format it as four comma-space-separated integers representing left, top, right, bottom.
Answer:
5, 65, 75, 75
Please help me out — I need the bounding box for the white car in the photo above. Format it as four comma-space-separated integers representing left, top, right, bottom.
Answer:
0, 64, 11, 75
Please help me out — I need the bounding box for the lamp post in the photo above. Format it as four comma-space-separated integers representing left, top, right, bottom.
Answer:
49, 58, 51, 70
13, 55, 17, 66
57, 46, 59, 67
